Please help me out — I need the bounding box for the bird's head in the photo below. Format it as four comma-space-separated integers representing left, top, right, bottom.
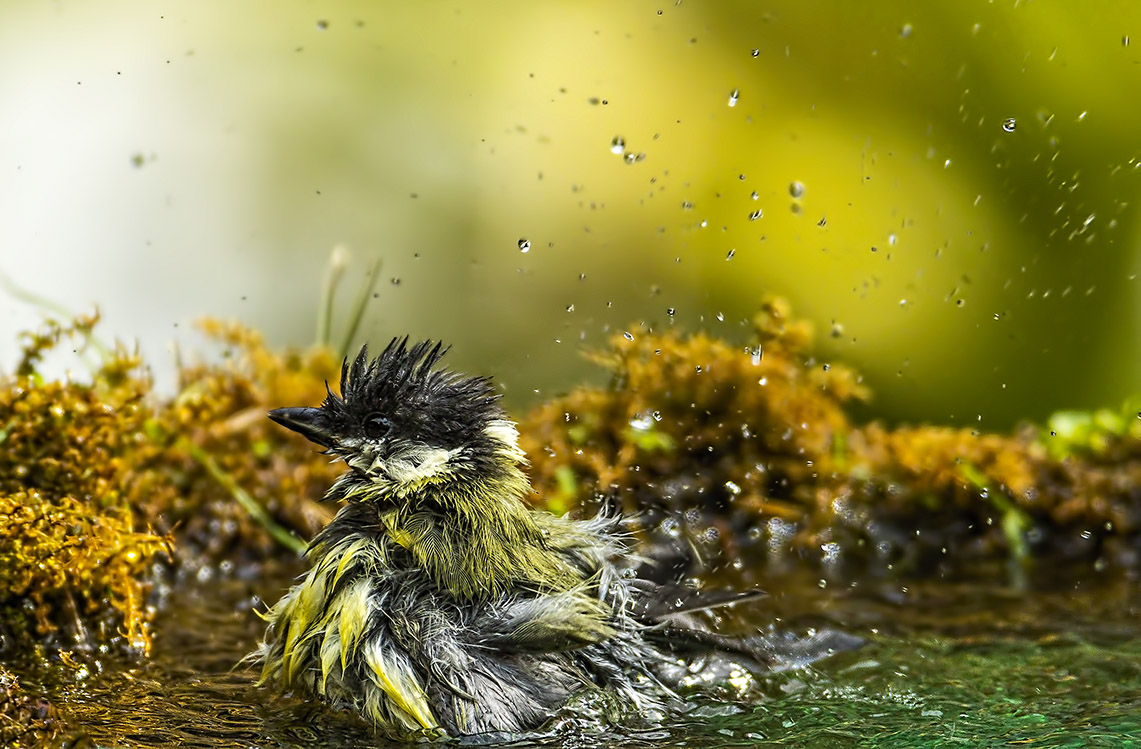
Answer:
269, 338, 527, 501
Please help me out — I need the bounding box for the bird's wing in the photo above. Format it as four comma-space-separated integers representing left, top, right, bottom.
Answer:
475, 590, 617, 653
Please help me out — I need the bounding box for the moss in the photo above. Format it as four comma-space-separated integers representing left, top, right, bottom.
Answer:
521, 297, 1141, 580
0, 314, 169, 652
0, 313, 344, 656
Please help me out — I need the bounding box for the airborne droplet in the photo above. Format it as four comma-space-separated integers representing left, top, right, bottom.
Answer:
518, 238, 531, 253
789, 181, 805, 198
728, 89, 740, 107
1002, 118, 1017, 132
749, 209, 763, 221
610, 136, 626, 155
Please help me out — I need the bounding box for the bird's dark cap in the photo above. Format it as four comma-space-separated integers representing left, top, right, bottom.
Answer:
268, 406, 335, 448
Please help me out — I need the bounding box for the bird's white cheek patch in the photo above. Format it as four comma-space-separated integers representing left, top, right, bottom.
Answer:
384, 446, 460, 485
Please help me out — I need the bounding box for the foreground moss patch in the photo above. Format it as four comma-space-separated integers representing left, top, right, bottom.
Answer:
0, 314, 342, 655
0, 314, 168, 652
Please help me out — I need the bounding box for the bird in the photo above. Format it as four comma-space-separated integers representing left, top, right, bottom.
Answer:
253, 338, 775, 739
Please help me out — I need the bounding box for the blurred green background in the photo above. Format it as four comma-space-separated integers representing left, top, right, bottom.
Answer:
1, 0, 1138, 429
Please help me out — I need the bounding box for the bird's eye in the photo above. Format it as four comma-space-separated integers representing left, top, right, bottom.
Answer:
363, 413, 391, 440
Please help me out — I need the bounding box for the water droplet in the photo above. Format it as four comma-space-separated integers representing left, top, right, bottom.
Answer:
316, 19, 329, 30
748, 346, 763, 365
565, 303, 575, 312
900, 22, 913, 38
390, 277, 401, 285
624, 152, 637, 164
789, 181, 805, 198
888, 233, 898, 246
817, 216, 826, 227
518, 238, 531, 253
667, 307, 676, 316
1124, 35, 1131, 47
652, 410, 662, 422
726, 248, 736, 260
623, 331, 634, 341
716, 311, 725, 321
749, 209, 763, 221
1002, 117, 1017, 132
681, 201, 694, 210
610, 136, 625, 155
728, 89, 740, 107
751, 48, 760, 58
629, 412, 653, 430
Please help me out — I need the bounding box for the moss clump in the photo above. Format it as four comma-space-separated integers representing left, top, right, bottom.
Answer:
523, 297, 866, 519
521, 297, 1141, 579
0, 314, 168, 652
0, 313, 347, 655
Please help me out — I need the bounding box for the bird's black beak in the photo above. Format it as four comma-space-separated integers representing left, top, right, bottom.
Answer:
268, 407, 336, 448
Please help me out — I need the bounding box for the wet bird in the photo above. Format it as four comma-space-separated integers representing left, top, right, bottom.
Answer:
254, 339, 773, 738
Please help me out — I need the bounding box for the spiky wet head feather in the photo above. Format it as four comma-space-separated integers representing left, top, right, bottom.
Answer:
323, 339, 502, 444
336, 339, 449, 416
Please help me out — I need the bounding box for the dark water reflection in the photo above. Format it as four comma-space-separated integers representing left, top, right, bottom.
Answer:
38, 567, 1141, 747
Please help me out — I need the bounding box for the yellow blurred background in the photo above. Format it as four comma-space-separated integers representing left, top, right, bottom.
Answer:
1, 0, 1138, 428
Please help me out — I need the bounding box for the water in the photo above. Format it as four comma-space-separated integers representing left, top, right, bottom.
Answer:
23, 565, 1139, 747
